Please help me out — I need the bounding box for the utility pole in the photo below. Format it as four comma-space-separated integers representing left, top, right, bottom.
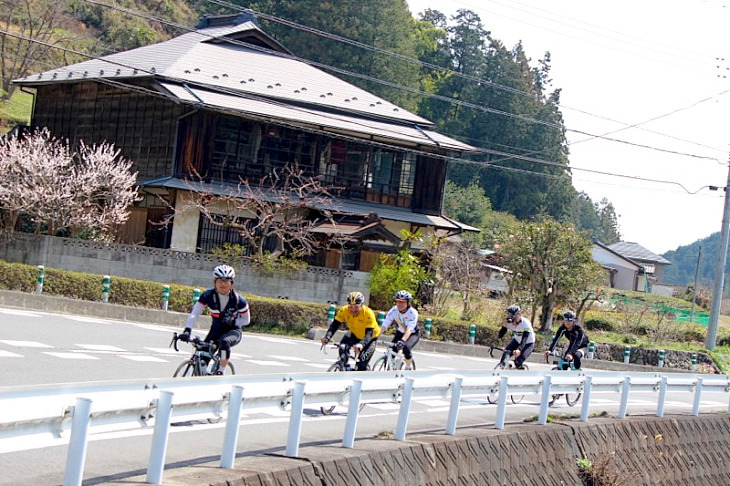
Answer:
690, 246, 701, 323
706, 163, 730, 350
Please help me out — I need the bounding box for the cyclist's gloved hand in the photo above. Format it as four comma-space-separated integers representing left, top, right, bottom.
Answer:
395, 340, 406, 351
321, 334, 330, 346
179, 329, 191, 342
353, 343, 363, 355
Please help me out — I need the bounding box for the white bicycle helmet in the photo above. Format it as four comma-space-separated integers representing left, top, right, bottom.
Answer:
213, 264, 235, 280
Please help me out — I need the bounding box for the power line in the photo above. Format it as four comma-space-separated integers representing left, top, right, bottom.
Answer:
2, 16, 723, 194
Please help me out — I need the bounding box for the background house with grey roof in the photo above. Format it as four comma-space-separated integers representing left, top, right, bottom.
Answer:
592, 241, 673, 296
12, 14, 478, 273
591, 241, 644, 292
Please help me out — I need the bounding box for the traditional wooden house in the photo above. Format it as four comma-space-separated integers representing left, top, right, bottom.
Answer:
12, 14, 478, 271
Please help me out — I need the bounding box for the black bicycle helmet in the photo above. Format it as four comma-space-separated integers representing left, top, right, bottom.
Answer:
563, 311, 577, 321
347, 291, 365, 305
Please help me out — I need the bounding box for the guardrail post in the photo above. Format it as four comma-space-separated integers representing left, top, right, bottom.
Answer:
623, 345, 631, 365
377, 311, 385, 327
538, 375, 552, 425
63, 397, 93, 486
343, 380, 363, 448
446, 377, 463, 435
692, 377, 703, 416
327, 304, 336, 326
192, 288, 201, 307
424, 318, 432, 339
691, 354, 697, 372
395, 377, 415, 441
469, 324, 476, 345
658, 349, 665, 368
146, 390, 174, 484
495, 376, 509, 429
656, 376, 668, 417
161, 285, 170, 311
36, 265, 45, 294
221, 386, 244, 469
285, 381, 306, 457
580, 376, 592, 422
102, 275, 111, 303
618, 377, 631, 418
587, 341, 595, 360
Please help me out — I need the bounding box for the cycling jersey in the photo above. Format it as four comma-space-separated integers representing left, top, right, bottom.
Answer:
549, 323, 589, 356
500, 317, 536, 345
333, 305, 381, 340
382, 306, 419, 334
187, 288, 250, 335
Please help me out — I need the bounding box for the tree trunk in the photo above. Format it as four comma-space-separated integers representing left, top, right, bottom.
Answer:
539, 294, 557, 332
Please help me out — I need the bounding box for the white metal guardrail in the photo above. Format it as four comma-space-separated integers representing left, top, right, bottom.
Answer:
2, 370, 729, 485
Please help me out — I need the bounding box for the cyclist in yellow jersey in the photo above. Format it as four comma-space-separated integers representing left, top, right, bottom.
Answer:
321, 291, 380, 370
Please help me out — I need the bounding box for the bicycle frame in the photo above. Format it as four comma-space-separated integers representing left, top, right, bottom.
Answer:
170, 332, 232, 377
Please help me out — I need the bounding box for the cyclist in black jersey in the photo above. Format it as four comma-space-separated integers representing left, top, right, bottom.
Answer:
178, 265, 250, 375
545, 311, 589, 370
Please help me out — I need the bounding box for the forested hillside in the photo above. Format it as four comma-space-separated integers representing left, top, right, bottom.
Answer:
0, 0, 621, 246
662, 233, 728, 288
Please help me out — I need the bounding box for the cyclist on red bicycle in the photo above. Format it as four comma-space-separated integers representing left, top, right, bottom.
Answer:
380, 290, 419, 370
178, 264, 250, 375
497, 304, 534, 369
544, 311, 589, 370
321, 291, 380, 371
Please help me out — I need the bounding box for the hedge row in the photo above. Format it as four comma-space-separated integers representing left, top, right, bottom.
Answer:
0, 260, 500, 343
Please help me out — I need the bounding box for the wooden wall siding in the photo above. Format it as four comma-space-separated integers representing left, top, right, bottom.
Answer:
176, 111, 217, 178
32, 82, 186, 180
411, 155, 446, 215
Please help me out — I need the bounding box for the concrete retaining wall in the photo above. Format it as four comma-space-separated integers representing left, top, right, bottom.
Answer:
0, 233, 370, 305
149, 415, 730, 486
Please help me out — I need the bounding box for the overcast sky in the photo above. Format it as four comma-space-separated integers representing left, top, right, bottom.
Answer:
406, 0, 730, 255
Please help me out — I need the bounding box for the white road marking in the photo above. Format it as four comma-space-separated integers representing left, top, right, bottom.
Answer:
0, 350, 23, 358
0, 309, 42, 317
119, 355, 168, 363
301, 363, 331, 369
245, 360, 290, 367
0, 340, 53, 348
65, 316, 115, 324
269, 355, 309, 362
76, 344, 127, 352
42, 352, 99, 360
248, 336, 297, 344
145, 347, 181, 355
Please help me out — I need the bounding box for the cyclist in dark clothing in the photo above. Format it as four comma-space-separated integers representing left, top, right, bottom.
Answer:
179, 264, 250, 375
545, 311, 589, 369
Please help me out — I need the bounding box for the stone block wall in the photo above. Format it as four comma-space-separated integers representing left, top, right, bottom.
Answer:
0, 233, 370, 305
156, 415, 730, 486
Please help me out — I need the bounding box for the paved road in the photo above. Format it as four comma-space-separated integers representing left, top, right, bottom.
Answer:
1, 306, 727, 485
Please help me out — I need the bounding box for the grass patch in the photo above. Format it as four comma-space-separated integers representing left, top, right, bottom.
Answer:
0, 89, 33, 131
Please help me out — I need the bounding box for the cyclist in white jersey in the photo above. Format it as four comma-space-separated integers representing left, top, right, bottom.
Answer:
380, 290, 419, 370
497, 304, 535, 369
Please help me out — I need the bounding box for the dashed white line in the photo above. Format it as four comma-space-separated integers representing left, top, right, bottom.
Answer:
0, 340, 53, 348
42, 352, 99, 360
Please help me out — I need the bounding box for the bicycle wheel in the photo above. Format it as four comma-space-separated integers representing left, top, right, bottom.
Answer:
173, 360, 196, 377
565, 392, 581, 407
547, 366, 560, 406
372, 356, 389, 371
321, 361, 344, 415
487, 363, 503, 404
509, 363, 527, 404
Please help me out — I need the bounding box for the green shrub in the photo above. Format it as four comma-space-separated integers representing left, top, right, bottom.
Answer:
583, 310, 620, 332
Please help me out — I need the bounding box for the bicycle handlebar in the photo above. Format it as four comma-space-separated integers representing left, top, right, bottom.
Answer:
488, 345, 513, 358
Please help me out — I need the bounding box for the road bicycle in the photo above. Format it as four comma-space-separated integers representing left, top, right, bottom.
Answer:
371, 341, 417, 371
320, 341, 361, 415
487, 345, 529, 404
545, 351, 581, 407
170, 332, 236, 377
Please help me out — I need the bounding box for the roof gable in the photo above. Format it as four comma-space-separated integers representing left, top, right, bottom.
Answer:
14, 19, 431, 127
607, 241, 671, 265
